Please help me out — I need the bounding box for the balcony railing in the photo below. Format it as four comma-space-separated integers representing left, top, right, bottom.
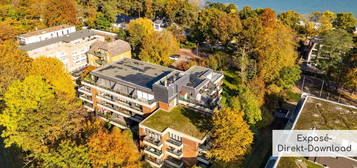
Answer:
165, 156, 183, 168
166, 139, 183, 148
81, 79, 157, 107
146, 157, 164, 167
144, 146, 163, 158
78, 86, 91, 95
144, 136, 163, 149
97, 94, 143, 114
166, 148, 183, 158
96, 111, 128, 128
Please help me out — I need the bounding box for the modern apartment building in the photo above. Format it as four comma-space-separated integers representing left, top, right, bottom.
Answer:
18, 26, 105, 72
79, 57, 223, 126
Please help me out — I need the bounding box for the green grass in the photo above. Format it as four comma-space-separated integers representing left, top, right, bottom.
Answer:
141, 106, 212, 139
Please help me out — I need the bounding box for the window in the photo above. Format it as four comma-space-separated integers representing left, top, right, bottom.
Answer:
137, 90, 154, 101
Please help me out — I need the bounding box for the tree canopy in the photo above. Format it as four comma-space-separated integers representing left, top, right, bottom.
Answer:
88, 128, 142, 168
139, 30, 179, 66
208, 107, 253, 163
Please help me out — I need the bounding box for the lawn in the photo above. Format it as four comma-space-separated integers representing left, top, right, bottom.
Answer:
141, 106, 212, 139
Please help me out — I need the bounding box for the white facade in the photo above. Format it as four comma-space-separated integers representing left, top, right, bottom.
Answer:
18, 26, 76, 45
26, 35, 104, 72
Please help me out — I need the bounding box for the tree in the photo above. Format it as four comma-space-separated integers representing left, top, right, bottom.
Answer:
255, 23, 297, 83
318, 11, 336, 33
316, 29, 353, 75
0, 75, 88, 161
333, 13, 357, 33
208, 107, 253, 162
127, 18, 154, 55
0, 40, 32, 96
278, 10, 302, 31
0, 22, 18, 43
44, 0, 77, 26
42, 140, 90, 168
88, 128, 142, 168
95, 12, 112, 30
139, 30, 179, 66
238, 86, 262, 125
239, 6, 258, 19
192, 8, 242, 45
274, 65, 301, 90
30, 57, 75, 98
0, 76, 59, 154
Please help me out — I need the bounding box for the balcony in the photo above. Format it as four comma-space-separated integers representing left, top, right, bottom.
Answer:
80, 95, 93, 103
146, 157, 164, 168
197, 152, 210, 165
144, 136, 163, 149
96, 111, 128, 129
166, 147, 183, 159
97, 103, 142, 122
166, 139, 183, 149
81, 80, 157, 108
78, 86, 91, 95
165, 156, 184, 168
96, 94, 143, 115
144, 146, 163, 158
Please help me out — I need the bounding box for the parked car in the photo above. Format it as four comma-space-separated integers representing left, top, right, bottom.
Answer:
169, 54, 180, 61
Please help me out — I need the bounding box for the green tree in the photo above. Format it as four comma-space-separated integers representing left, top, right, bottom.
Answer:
192, 8, 242, 45
278, 10, 302, 31
238, 86, 262, 125
333, 13, 357, 33
208, 107, 253, 163
95, 12, 112, 30
316, 29, 353, 75
127, 18, 154, 55
42, 140, 90, 168
139, 30, 179, 66
274, 65, 301, 90
0, 75, 87, 158
239, 6, 258, 19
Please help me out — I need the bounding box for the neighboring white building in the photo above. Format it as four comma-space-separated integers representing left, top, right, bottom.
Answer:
18, 26, 105, 72
17, 25, 76, 45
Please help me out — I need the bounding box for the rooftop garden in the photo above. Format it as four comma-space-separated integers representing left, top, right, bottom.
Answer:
141, 106, 212, 140
278, 157, 323, 168
294, 97, 357, 130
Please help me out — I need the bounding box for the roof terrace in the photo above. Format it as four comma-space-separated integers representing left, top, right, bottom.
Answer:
141, 106, 212, 140
294, 96, 357, 130
91, 58, 175, 92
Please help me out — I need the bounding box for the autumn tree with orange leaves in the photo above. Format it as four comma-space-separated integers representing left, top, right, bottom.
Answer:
88, 128, 142, 168
44, 0, 78, 26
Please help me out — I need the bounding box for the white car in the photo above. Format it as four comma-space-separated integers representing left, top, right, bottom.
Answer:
169, 55, 180, 61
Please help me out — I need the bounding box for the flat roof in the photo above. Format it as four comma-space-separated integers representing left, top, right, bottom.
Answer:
275, 96, 357, 168
19, 29, 96, 51
294, 96, 357, 130
18, 25, 74, 38
91, 58, 175, 91
141, 106, 211, 140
